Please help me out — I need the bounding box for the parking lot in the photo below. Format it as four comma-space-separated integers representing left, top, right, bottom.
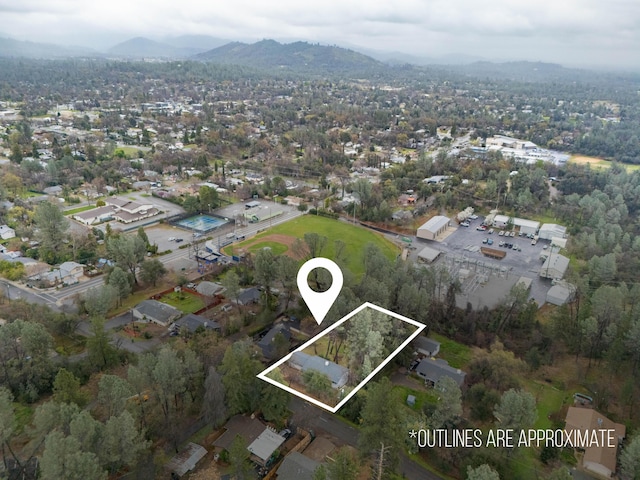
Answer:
412, 215, 555, 305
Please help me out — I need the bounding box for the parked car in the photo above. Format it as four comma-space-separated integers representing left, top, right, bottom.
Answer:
488, 229, 494, 234
175, 238, 184, 243
531, 239, 537, 245
279, 429, 292, 439
482, 238, 488, 244
460, 221, 470, 227
469, 214, 479, 220
498, 231, 505, 236
487, 238, 493, 245
168, 237, 175, 241
476, 225, 487, 231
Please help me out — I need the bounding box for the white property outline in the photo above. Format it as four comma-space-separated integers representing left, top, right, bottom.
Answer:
257, 302, 426, 413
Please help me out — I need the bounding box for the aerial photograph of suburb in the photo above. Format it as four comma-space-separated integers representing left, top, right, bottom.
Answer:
0, 0, 639, 479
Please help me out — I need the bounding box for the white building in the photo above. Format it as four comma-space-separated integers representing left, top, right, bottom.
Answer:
492, 215, 540, 235
0, 225, 15, 240
539, 223, 567, 241
539, 253, 570, 280
417, 216, 450, 241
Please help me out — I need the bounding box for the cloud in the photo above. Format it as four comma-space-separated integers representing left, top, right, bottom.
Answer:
0, 0, 637, 69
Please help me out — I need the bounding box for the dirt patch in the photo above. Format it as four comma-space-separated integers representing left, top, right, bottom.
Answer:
236, 234, 308, 259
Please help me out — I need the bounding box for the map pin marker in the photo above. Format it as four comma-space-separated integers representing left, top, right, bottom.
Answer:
297, 257, 343, 325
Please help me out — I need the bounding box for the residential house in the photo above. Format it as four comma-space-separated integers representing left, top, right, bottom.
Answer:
213, 415, 266, 453
414, 337, 440, 357
257, 324, 291, 359
237, 287, 261, 305
59, 261, 84, 284
195, 281, 225, 297
564, 407, 625, 478
247, 428, 286, 466
0, 225, 15, 240
289, 352, 349, 389
172, 313, 220, 334
132, 299, 181, 327
415, 358, 466, 387
43, 185, 63, 196
277, 452, 320, 480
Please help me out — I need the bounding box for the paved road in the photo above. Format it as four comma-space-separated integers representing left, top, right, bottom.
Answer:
289, 398, 443, 479
5, 207, 304, 310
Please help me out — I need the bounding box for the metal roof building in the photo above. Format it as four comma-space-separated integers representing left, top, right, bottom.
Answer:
539, 223, 567, 240
417, 245, 442, 263
417, 216, 450, 241
539, 253, 570, 280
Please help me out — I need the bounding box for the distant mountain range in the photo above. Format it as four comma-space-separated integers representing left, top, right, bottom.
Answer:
107, 35, 228, 59
0, 37, 98, 59
194, 39, 382, 71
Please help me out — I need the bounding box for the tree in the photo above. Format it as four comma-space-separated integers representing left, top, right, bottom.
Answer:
86, 318, 119, 370
0, 387, 16, 470
136, 226, 149, 246
430, 376, 462, 428
259, 369, 289, 424
201, 366, 227, 428
140, 259, 167, 287
98, 374, 134, 418
101, 411, 149, 474
107, 266, 131, 306
493, 389, 536, 436
620, 434, 640, 480
275, 255, 298, 311
34, 201, 69, 264
40, 430, 107, 480
199, 185, 219, 210
222, 270, 241, 305
466, 464, 500, 480
107, 235, 146, 284
326, 447, 359, 480
302, 369, 333, 399
53, 369, 87, 406
219, 340, 262, 415
359, 378, 403, 469
83, 285, 118, 317
228, 435, 252, 480
183, 194, 200, 214
254, 248, 276, 305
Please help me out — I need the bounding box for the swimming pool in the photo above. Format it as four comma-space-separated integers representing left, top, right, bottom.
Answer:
175, 214, 228, 233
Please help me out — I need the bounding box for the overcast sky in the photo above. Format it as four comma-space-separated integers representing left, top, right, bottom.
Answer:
1, 0, 638, 70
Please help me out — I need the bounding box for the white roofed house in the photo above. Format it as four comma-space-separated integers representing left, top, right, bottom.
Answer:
59, 261, 84, 285
0, 225, 15, 240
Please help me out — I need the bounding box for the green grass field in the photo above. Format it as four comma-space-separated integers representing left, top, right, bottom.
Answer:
430, 333, 473, 369
247, 241, 288, 256
229, 215, 399, 276
569, 155, 640, 172
63, 205, 95, 216
160, 291, 205, 314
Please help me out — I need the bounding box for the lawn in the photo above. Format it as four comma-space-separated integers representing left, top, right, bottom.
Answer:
247, 241, 288, 256
228, 215, 399, 276
569, 155, 640, 172
63, 205, 95, 216
392, 384, 439, 414
160, 291, 205, 314
429, 333, 472, 369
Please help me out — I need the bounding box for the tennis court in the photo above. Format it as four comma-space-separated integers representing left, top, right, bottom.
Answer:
175, 214, 228, 233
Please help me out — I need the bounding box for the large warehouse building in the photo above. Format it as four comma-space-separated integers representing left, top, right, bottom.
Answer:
539, 223, 567, 241
492, 215, 540, 235
417, 216, 450, 241
539, 253, 570, 280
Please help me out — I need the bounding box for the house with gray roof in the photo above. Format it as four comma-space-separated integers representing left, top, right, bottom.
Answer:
247, 428, 285, 466
195, 281, 224, 297
172, 313, 220, 333
414, 337, 440, 357
277, 452, 321, 480
258, 324, 291, 359
289, 352, 349, 389
415, 358, 466, 387
237, 287, 261, 305
133, 299, 181, 326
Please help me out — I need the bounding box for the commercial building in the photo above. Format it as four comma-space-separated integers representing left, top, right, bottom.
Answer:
417, 245, 442, 263
417, 216, 450, 241
492, 215, 540, 235
539, 253, 570, 280
539, 223, 567, 241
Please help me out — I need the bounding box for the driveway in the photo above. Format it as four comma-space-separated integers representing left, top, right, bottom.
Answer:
289, 397, 443, 479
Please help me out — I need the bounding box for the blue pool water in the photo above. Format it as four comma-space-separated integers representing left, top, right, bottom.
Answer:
176, 214, 228, 233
